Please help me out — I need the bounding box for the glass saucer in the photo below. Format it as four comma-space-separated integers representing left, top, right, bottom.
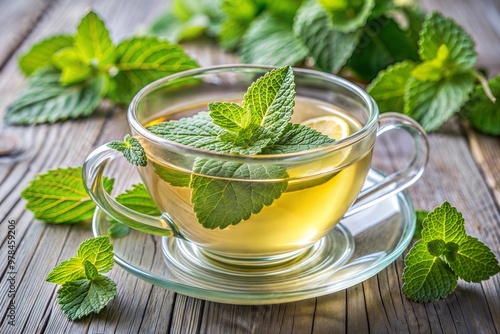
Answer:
93, 169, 415, 305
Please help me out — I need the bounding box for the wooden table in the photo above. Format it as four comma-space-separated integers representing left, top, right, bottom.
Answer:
1, 0, 499, 333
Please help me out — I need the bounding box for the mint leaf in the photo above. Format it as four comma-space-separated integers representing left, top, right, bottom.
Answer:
419, 12, 477, 71
348, 16, 419, 81
108, 221, 131, 238
219, 0, 258, 50
463, 75, 500, 135
241, 14, 308, 66
57, 276, 116, 320
46, 236, 114, 284
18, 35, 74, 76
148, 112, 234, 153
191, 159, 288, 229
219, 18, 250, 50
319, 0, 375, 33
149, 12, 209, 43
411, 44, 449, 82
262, 123, 335, 154
242, 65, 295, 139
6, 67, 105, 125
446, 236, 500, 283
77, 236, 114, 274
294, 0, 361, 73
107, 37, 198, 104
209, 102, 252, 133
402, 240, 458, 302
107, 135, 147, 167
21, 167, 114, 224
404, 72, 475, 131
74, 11, 116, 67
52, 48, 92, 85
367, 61, 416, 112
421, 202, 467, 244
46, 258, 86, 285
83, 260, 99, 280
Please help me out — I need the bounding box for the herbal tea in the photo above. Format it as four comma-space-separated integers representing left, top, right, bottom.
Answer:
140, 97, 371, 258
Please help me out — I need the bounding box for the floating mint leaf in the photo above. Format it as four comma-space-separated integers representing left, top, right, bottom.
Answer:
21, 166, 114, 224
57, 276, 116, 320
74, 11, 116, 67
107, 37, 199, 104
419, 12, 477, 71
6, 67, 105, 125
402, 240, 458, 302
446, 236, 500, 283
421, 202, 467, 244
209, 102, 252, 133
463, 75, 500, 135
191, 159, 288, 229
241, 14, 308, 66
18, 35, 74, 76
368, 61, 416, 113
294, 0, 361, 74
107, 135, 148, 167
404, 72, 475, 131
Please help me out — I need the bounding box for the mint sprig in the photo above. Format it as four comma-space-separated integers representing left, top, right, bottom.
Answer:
402, 202, 500, 302
8, 10, 198, 125
148, 66, 334, 229
47, 236, 117, 320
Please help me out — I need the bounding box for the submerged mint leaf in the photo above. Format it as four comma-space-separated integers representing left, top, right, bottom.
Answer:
446, 236, 500, 283
191, 159, 288, 229
402, 240, 458, 302
107, 135, 147, 167
6, 67, 105, 125
57, 276, 116, 320
367, 61, 416, 113
241, 14, 308, 66
294, 0, 361, 74
463, 75, 500, 135
18, 35, 74, 76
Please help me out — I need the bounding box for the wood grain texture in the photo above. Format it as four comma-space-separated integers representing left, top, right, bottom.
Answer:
0, 0, 499, 333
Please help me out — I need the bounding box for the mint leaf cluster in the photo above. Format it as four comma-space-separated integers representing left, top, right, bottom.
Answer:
402, 202, 500, 302
147, 66, 334, 229
22, 166, 158, 235
7, 10, 198, 125
368, 12, 500, 132
46, 236, 117, 320
150, 0, 419, 79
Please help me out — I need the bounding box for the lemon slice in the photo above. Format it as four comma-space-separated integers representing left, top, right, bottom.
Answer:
301, 115, 350, 140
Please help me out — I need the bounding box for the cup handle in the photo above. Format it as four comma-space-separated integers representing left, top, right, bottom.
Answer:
344, 112, 429, 217
82, 145, 175, 236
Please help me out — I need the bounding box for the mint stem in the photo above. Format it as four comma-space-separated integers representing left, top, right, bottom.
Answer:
472, 70, 497, 103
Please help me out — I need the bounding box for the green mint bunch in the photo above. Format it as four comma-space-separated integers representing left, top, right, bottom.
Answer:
402, 202, 500, 302
21, 166, 159, 237
368, 12, 499, 132
150, 0, 420, 78
147, 66, 334, 229
46, 236, 117, 320
7, 10, 198, 125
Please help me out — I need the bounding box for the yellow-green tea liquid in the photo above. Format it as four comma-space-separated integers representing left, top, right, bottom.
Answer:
140, 97, 372, 258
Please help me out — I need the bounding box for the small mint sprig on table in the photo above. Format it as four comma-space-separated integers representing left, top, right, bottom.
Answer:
147, 66, 335, 229
46, 236, 116, 320
402, 202, 500, 302
7, 10, 198, 125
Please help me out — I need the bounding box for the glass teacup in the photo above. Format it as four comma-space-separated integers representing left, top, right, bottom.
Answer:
83, 65, 428, 267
